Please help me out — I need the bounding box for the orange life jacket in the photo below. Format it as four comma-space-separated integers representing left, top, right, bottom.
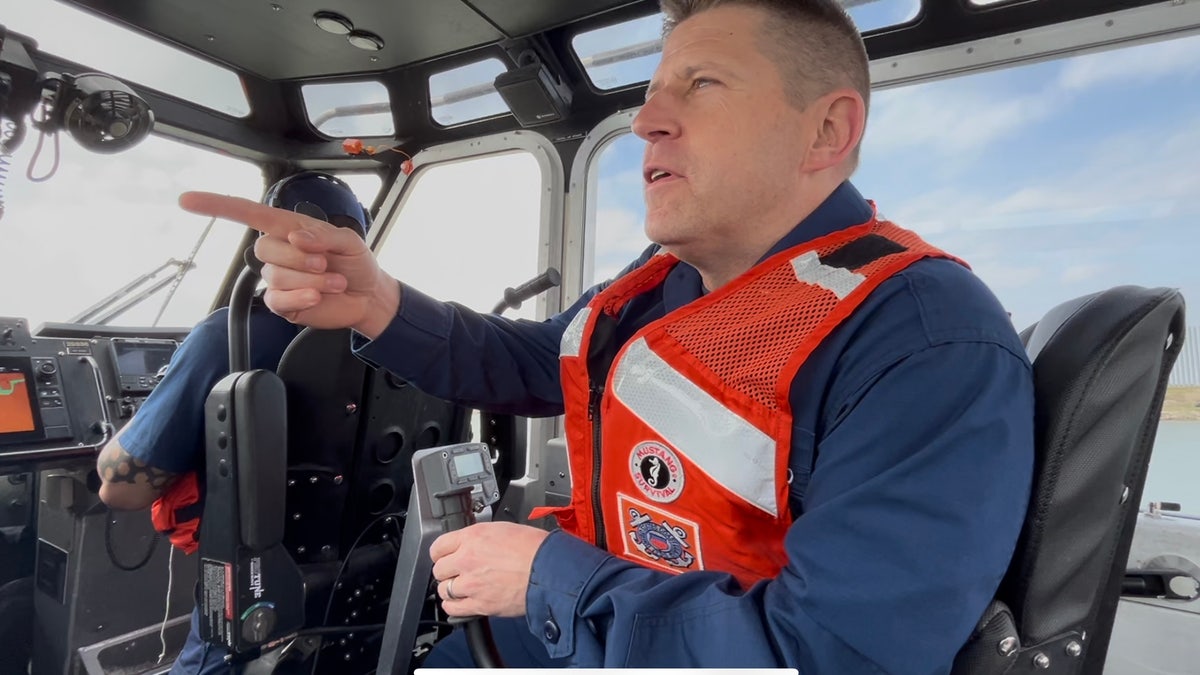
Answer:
532, 215, 961, 589
151, 471, 202, 554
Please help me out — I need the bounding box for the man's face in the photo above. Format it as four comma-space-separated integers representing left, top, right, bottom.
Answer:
633, 5, 813, 261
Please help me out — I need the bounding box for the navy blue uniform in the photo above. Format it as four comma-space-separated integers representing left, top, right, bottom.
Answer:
354, 182, 1035, 672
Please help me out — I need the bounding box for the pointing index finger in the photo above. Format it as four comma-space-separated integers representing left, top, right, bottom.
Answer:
179, 191, 307, 238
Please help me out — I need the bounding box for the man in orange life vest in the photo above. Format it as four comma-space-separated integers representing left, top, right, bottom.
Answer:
178, 1, 1035, 671
96, 171, 370, 674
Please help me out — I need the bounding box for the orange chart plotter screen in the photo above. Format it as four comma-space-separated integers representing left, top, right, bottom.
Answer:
0, 372, 36, 433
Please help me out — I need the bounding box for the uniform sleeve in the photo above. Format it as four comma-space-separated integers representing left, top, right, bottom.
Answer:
523, 339, 1034, 672
352, 248, 659, 416
119, 307, 299, 473
350, 285, 580, 416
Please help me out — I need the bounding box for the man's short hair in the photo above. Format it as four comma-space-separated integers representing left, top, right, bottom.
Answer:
660, 0, 870, 167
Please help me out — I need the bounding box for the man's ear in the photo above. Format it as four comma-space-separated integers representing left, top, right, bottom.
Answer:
801, 88, 866, 173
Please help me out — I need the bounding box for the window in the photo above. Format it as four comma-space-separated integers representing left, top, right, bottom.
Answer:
374, 151, 544, 319
374, 150, 546, 445
5, 132, 263, 329
584, 34, 1200, 512
573, 15, 665, 91
428, 59, 510, 126
572, 1, 922, 90
333, 172, 384, 211
4, 2, 250, 117
850, 0, 922, 32
303, 81, 394, 137
585, 133, 653, 288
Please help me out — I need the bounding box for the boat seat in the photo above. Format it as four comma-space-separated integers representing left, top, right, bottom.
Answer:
273, 327, 472, 670
952, 285, 1185, 674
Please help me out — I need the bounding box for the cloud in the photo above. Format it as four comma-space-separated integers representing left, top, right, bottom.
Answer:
883, 113, 1200, 240
866, 80, 1059, 159
1057, 35, 1200, 91
988, 122, 1200, 224
866, 34, 1200, 161
872, 96, 1200, 330
966, 261, 1044, 290
881, 187, 989, 236
1060, 263, 1106, 284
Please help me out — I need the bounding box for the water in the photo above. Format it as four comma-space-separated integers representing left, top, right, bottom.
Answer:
1142, 421, 1200, 513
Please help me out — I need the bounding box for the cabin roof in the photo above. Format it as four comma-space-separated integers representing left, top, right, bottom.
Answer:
16, 0, 1166, 165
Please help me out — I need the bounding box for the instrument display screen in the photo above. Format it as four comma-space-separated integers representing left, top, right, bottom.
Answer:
112, 340, 176, 378
0, 369, 36, 433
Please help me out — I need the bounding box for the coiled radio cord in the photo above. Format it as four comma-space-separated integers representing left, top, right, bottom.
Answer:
0, 116, 21, 222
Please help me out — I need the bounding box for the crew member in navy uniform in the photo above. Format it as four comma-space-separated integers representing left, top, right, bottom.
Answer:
96, 171, 371, 675
177, 1, 1036, 671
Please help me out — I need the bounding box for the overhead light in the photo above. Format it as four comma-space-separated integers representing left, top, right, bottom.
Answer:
313, 11, 353, 35
347, 30, 384, 52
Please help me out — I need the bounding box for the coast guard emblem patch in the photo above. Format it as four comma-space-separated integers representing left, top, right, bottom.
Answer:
618, 494, 702, 573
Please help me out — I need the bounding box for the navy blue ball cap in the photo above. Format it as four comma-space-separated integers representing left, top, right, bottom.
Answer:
263, 171, 370, 238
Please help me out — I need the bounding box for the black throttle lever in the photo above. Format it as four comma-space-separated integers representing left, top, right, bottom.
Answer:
448, 614, 503, 668
492, 267, 561, 314
432, 481, 504, 668
376, 443, 503, 673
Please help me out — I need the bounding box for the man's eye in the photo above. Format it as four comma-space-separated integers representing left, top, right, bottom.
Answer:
692, 78, 715, 89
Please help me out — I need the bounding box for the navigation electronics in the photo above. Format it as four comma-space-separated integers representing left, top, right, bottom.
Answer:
109, 338, 176, 394
0, 358, 39, 440
0, 317, 172, 463
0, 354, 71, 447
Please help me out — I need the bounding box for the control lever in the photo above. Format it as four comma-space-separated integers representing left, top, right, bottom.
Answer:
196, 202, 318, 658
492, 267, 561, 314
1122, 570, 1200, 601
376, 443, 503, 674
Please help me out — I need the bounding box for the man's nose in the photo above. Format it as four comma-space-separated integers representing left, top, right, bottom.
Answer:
631, 92, 680, 143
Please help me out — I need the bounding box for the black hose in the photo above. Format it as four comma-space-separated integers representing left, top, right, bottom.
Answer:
465, 619, 502, 668
104, 508, 159, 572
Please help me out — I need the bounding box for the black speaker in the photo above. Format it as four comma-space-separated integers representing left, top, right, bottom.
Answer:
494, 61, 572, 127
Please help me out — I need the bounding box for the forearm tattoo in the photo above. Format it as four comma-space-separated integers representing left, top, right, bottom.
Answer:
97, 445, 178, 491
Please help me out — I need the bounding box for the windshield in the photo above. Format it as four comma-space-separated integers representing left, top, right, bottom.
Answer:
3, 132, 263, 329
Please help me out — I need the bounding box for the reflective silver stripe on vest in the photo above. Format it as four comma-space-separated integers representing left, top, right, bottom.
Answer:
560, 306, 591, 358
612, 338, 778, 516
790, 251, 865, 300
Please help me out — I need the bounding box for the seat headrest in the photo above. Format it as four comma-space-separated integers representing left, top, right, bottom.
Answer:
1022, 291, 1100, 361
